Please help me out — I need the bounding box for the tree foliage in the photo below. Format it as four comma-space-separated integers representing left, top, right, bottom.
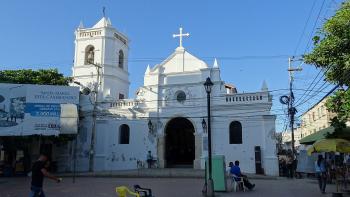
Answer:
304, 1, 350, 129
0, 69, 70, 85
325, 89, 350, 129
304, 1, 350, 86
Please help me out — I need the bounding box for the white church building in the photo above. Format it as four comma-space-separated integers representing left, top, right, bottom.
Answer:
65, 17, 278, 176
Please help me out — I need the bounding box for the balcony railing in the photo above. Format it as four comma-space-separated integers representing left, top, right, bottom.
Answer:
223, 92, 270, 104
109, 99, 143, 108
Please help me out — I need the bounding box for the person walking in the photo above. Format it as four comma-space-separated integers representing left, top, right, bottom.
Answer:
315, 154, 327, 194
29, 154, 62, 197
286, 154, 294, 178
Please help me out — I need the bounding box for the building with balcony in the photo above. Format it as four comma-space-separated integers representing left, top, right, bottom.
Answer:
298, 95, 350, 145
299, 98, 334, 138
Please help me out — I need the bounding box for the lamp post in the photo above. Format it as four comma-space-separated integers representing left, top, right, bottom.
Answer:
204, 77, 214, 196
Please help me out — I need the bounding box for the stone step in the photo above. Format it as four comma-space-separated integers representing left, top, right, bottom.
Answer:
58, 168, 279, 180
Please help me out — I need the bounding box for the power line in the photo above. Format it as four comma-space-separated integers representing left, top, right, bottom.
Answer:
91, 87, 333, 105
279, 103, 290, 132
0, 54, 291, 69
296, 84, 340, 117
293, 0, 337, 108
294, 68, 326, 106
293, 0, 318, 56
95, 113, 286, 120
82, 108, 284, 118
304, 0, 327, 54
295, 70, 350, 109
295, 79, 329, 107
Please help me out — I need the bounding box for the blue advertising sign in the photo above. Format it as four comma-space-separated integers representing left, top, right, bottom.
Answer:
25, 103, 61, 117
0, 84, 79, 136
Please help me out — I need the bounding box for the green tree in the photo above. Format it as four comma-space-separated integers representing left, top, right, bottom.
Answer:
0, 69, 70, 85
304, 1, 350, 130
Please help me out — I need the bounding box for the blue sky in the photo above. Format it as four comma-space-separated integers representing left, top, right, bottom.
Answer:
0, 0, 344, 130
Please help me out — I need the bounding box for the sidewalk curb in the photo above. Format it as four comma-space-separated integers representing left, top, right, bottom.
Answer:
57, 170, 279, 180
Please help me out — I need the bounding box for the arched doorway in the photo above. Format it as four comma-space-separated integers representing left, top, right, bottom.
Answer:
165, 117, 195, 168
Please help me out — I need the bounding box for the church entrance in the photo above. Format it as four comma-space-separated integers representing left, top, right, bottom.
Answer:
165, 117, 195, 168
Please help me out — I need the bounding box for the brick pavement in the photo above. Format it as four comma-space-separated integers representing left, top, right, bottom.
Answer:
0, 177, 348, 197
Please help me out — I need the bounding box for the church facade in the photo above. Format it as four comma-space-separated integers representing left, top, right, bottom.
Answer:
64, 17, 278, 176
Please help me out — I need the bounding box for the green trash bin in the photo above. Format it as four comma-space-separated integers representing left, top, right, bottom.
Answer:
205, 155, 227, 192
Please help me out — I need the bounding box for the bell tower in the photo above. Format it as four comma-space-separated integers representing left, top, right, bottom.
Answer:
72, 17, 130, 100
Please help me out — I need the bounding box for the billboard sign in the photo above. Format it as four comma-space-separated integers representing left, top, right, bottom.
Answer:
0, 84, 79, 136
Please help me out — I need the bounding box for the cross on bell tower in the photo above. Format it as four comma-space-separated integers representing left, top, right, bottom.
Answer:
173, 27, 190, 48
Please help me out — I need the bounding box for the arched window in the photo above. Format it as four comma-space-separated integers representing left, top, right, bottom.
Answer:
229, 121, 242, 144
85, 45, 95, 64
118, 50, 124, 69
119, 124, 130, 144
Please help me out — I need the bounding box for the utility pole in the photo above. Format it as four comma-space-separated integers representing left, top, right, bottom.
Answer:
88, 60, 102, 172
287, 57, 302, 158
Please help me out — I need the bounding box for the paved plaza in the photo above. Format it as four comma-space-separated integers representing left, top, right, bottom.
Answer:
0, 176, 349, 197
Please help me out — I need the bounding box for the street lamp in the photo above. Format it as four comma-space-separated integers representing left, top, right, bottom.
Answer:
204, 77, 214, 93
72, 81, 91, 95
204, 77, 214, 196
201, 118, 207, 133
148, 119, 154, 134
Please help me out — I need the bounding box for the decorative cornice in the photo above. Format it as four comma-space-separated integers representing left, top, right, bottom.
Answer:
74, 74, 130, 84
73, 64, 129, 76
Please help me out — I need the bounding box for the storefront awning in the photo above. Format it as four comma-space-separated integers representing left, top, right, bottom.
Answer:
299, 127, 350, 145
